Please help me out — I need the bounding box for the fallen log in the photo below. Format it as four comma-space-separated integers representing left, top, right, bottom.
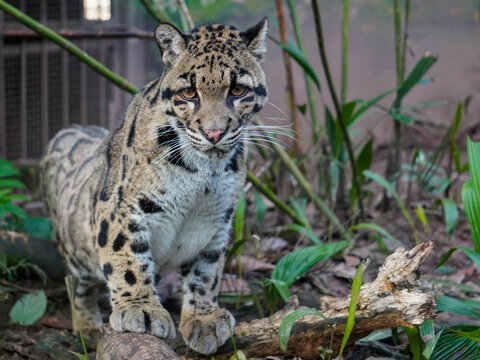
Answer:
97, 241, 436, 360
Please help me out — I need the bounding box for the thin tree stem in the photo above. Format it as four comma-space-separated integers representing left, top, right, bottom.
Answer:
0, 0, 138, 94
311, 0, 365, 220
286, 0, 320, 143
275, 0, 301, 156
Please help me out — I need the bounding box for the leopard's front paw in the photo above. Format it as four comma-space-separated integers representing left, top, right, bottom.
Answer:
180, 307, 235, 355
110, 302, 176, 339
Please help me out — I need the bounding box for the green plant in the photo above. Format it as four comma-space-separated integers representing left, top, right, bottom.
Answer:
0, 252, 34, 282
0, 158, 30, 230
9, 290, 47, 325
265, 241, 348, 312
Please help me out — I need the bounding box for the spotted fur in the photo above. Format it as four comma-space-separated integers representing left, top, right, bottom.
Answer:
40, 18, 269, 355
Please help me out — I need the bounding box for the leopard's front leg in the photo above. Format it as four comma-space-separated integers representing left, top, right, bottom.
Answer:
96, 219, 176, 338
180, 231, 235, 355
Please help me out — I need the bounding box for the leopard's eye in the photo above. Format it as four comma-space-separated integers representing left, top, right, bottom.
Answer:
230, 85, 247, 97
180, 88, 197, 99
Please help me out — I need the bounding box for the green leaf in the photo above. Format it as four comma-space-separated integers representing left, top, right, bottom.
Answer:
270, 37, 321, 90
423, 329, 443, 359
352, 139, 373, 205
9, 290, 47, 325
436, 247, 480, 270
234, 192, 246, 242
363, 170, 417, 240
253, 191, 266, 224
0, 178, 26, 189
0, 188, 12, 200
439, 198, 458, 239
394, 55, 438, 105
4, 194, 31, 202
436, 295, 480, 318
3, 203, 28, 220
415, 204, 430, 234
463, 137, 480, 252
348, 222, 400, 245
0, 159, 20, 178
341, 101, 358, 127
69, 351, 91, 360
451, 102, 463, 141
23, 217, 52, 239
278, 308, 324, 353
404, 326, 423, 360
430, 325, 480, 360
351, 87, 397, 126
389, 111, 415, 124
270, 241, 348, 301
339, 259, 369, 357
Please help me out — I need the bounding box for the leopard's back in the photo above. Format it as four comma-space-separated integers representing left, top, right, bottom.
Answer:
40, 124, 108, 277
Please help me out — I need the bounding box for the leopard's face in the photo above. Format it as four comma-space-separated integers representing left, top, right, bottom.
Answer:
156, 20, 268, 160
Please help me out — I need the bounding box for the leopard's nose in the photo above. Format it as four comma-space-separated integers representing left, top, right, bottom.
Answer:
204, 129, 225, 144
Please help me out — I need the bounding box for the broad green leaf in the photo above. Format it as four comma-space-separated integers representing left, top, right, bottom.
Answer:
0, 159, 20, 178
253, 191, 266, 224
363, 170, 417, 240
9, 290, 47, 325
436, 295, 480, 318
394, 55, 438, 105
23, 217, 52, 239
463, 137, 480, 252
430, 325, 480, 360
451, 328, 480, 343
359, 328, 399, 342
0, 188, 12, 200
439, 198, 458, 239
3, 203, 28, 220
4, 194, 31, 202
270, 37, 321, 90
270, 241, 349, 301
339, 259, 369, 357
0, 178, 26, 189
278, 308, 324, 353
348, 222, 400, 245
269, 279, 291, 302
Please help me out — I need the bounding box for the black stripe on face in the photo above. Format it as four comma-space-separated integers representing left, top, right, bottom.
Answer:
139, 198, 163, 213
225, 142, 244, 172
127, 113, 137, 147
253, 103, 262, 113
253, 84, 267, 97
161, 88, 174, 100
240, 95, 254, 103
174, 99, 187, 106
157, 126, 177, 146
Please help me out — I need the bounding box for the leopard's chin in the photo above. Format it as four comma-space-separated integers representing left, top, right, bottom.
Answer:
203, 147, 230, 160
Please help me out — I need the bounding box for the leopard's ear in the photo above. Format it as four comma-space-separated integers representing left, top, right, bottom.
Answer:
155, 23, 187, 67
240, 17, 269, 61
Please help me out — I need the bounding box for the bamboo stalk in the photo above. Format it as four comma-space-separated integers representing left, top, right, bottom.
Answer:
275, 0, 301, 156
286, 0, 320, 143
392, 0, 403, 191
247, 171, 308, 227
2, 28, 154, 39
0, 0, 139, 95
139, 0, 175, 25
177, 0, 195, 30
341, 0, 350, 104
311, 0, 365, 220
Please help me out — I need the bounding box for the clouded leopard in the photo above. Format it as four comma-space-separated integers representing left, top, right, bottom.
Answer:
40, 18, 269, 355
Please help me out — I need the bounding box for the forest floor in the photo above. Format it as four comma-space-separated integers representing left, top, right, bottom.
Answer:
1, 123, 480, 360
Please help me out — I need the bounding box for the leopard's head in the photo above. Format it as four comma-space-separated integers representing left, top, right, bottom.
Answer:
155, 18, 268, 160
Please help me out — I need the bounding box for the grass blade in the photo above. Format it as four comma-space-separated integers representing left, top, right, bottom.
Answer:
436, 295, 480, 318
348, 222, 400, 245
404, 326, 423, 360
278, 308, 324, 353
439, 198, 458, 239
339, 259, 370, 357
